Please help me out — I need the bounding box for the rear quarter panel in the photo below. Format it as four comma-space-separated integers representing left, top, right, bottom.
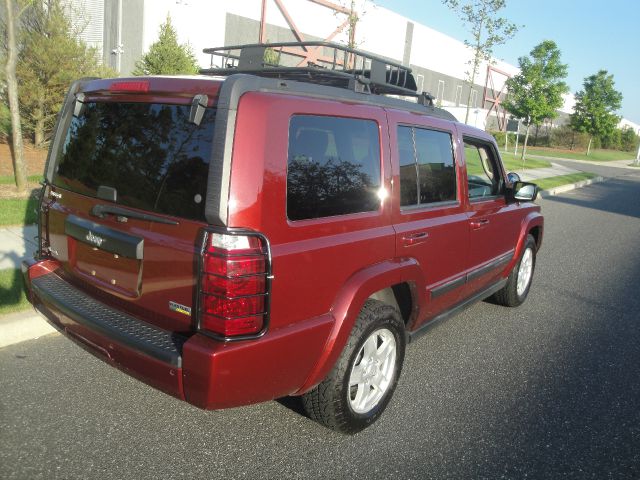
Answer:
228, 92, 396, 333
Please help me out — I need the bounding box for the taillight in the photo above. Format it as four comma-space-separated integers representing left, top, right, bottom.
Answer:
198, 231, 270, 338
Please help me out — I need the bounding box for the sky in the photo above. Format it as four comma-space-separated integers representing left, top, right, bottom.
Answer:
376, 0, 640, 124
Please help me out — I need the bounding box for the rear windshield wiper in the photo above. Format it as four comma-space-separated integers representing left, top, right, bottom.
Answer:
91, 204, 179, 225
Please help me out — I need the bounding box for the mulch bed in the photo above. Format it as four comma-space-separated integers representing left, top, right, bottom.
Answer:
0, 183, 41, 200
1, 142, 47, 199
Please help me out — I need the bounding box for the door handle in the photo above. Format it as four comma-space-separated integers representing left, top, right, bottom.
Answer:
402, 232, 429, 246
470, 218, 490, 230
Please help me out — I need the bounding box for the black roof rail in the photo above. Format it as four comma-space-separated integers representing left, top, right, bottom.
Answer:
200, 41, 421, 97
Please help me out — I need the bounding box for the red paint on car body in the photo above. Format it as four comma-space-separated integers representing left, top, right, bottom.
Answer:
23, 71, 543, 416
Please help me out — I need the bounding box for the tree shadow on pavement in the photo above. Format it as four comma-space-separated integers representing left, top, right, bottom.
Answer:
0, 257, 26, 303
543, 173, 640, 219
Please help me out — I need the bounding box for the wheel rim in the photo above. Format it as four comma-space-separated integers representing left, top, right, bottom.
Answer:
348, 328, 397, 414
516, 247, 534, 296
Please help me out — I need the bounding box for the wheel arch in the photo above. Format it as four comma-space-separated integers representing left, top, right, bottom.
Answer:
503, 211, 544, 276
367, 283, 415, 326
528, 223, 543, 251
295, 258, 424, 394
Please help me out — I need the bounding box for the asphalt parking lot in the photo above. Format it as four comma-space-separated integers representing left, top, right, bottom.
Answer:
2, 164, 639, 479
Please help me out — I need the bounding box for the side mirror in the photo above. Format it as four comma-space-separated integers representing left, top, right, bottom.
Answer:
507, 172, 521, 184
508, 181, 538, 202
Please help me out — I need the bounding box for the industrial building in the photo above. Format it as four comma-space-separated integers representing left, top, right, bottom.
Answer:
71, 0, 638, 133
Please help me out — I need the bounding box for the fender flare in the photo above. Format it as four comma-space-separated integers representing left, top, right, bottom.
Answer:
296, 258, 425, 394
504, 210, 544, 275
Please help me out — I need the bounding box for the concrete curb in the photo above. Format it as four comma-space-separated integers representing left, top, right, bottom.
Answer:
0, 173, 608, 350
539, 175, 605, 198
0, 309, 58, 349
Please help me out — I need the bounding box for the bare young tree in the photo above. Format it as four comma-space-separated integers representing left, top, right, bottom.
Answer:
2, 0, 29, 192
443, 0, 518, 124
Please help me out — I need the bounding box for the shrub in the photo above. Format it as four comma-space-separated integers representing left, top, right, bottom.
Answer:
550, 125, 589, 150
0, 103, 10, 141
620, 127, 639, 152
490, 131, 507, 148
600, 128, 621, 150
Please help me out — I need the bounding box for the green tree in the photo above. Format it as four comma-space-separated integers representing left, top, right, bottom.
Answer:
503, 40, 569, 160
570, 70, 623, 155
443, 0, 518, 123
263, 46, 279, 65
600, 127, 621, 150
133, 16, 199, 75
17, 0, 113, 147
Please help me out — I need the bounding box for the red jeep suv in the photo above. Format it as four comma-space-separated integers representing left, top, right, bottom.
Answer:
23, 42, 543, 434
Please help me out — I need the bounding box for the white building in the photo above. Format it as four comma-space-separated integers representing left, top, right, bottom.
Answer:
69, 0, 629, 131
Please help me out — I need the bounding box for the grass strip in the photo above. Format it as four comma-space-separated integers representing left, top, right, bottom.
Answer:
0, 175, 42, 185
0, 268, 30, 314
524, 148, 634, 162
0, 197, 39, 226
499, 152, 552, 171
535, 172, 597, 191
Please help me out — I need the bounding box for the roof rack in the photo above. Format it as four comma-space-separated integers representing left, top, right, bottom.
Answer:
200, 41, 429, 99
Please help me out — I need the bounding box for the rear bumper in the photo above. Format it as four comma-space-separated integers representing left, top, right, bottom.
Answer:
23, 259, 334, 409
23, 259, 187, 399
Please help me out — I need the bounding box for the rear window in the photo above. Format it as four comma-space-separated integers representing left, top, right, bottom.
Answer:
398, 126, 456, 207
287, 115, 381, 221
52, 102, 216, 222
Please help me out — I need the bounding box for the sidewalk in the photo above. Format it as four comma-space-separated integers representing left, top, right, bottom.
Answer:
0, 309, 56, 348
528, 155, 639, 170
0, 224, 57, 346
0, 225, 38, 270
516, 162, 582, 182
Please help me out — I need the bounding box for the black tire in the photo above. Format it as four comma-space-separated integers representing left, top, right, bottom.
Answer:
301, 299, 406, 434
492, 234, 537, 307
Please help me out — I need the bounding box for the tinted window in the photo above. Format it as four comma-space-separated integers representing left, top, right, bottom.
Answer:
415, 128, 456, 203
398, 126, 456, 207
53, 102, 215, 221
398, 126, 417, 206
464, 140, 502, 199
287, 115, 381, 221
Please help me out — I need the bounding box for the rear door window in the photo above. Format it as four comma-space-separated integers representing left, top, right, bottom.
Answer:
397, 126, 456, 207
287, 115, 381, 221
53, 102, 216, 222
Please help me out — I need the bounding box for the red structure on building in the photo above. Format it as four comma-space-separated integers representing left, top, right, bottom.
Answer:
483, 65, 511, 131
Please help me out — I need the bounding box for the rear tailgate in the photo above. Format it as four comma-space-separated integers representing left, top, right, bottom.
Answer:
42, 77, 221, 333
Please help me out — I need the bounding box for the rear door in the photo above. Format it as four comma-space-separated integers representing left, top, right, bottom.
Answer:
45, 84, 218, 332
388, 111, 469, 327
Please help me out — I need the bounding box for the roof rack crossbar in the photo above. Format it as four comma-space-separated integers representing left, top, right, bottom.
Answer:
201, 41, 419, 97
